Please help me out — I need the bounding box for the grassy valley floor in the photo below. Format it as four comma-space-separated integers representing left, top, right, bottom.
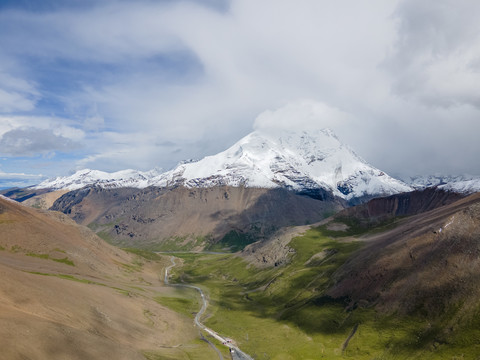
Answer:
160, 223, 480, 360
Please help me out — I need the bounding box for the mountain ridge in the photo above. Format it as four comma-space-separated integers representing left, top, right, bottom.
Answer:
34, 128, 413, 204
405, 174, 480, 194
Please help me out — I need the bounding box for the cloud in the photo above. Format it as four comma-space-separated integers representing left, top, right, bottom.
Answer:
0, 127, 81, 156
0, 115, 85, 145
0, 170, 46, 189
0, 88, 36, 113
385, 0, 480, 109
0, 63, 39, 112
253, 100, 350, 132
0, 0, 479, 178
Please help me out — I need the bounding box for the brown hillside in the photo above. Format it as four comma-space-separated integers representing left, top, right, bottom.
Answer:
328, 192, 480, 317
335, 187, 463, 227
51, 186, 342, 249
22, 189, 69, 209
0, 196, 197, 359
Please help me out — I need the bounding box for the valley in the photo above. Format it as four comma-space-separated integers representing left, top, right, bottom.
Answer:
2, 128, 480, 359
3, 184, 480, 359
3, 2, 480, 358
158, 192, 480, 359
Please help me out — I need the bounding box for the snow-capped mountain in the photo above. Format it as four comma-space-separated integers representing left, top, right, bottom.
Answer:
439, 179, 480, 194
33, 129, 413, 202
406, 175, 470, 189
149, 128, 412, 201
406, 175, 480, 194
33, 168, 163, 191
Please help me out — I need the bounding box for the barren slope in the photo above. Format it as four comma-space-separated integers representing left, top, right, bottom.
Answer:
329, 192, 480, 317
22, 189, 69, 209
0, 196, 197, 359
51, 186, 342, 250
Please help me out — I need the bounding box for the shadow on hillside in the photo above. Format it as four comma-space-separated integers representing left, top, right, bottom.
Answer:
186, 194, 480, 355
209, 187, 341, 250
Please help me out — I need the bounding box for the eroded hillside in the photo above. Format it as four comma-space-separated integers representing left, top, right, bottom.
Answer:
50, 186, 342, 250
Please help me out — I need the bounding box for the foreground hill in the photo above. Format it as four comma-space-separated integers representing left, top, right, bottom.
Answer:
0, 195, 201, 359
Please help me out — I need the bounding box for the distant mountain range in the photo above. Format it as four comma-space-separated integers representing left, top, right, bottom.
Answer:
404, 174, 480, 193
33, 168, 164, 191
8, 128, 478, 250
35, 128, 414, 204
33, 129, 480, 204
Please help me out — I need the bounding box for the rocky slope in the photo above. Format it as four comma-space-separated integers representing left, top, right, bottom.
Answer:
50, 186, 342, 250
334, 187, 464, 228
328, 192, 480, 318
235, 190, 480, 356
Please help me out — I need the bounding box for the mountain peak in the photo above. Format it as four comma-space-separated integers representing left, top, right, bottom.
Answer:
32, 128, 412, 202
151, 128, 411, 201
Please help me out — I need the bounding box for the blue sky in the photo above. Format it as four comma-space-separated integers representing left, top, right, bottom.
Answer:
1, 0, 480, 188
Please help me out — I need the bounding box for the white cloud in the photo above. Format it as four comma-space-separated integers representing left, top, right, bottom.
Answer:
0, 116, 85, 139
0, 128, 81, 156
253, 100, 350, 132
385, 0, 480, 108
0, 88, 36, 113
1, 0, 480, 177
0, 116, 85, 157
0, 64, 39, 112
0, 169, 46, 189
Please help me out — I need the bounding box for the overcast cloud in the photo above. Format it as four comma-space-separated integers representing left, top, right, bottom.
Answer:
0, 0, 479, 187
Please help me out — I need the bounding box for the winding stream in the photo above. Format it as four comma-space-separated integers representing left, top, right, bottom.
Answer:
164, 256, 254, 360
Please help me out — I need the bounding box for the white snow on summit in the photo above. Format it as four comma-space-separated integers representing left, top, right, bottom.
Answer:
149, 129, 412, 201
33, 129, 414, 201
405, 174, 480, 194
33, 168, 163, 191
439, 179, 480, 194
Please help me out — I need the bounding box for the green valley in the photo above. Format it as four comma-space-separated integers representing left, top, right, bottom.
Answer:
161, 200, 480, 360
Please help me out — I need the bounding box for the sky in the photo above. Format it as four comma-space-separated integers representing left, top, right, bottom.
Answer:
1, 0, 480, 188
